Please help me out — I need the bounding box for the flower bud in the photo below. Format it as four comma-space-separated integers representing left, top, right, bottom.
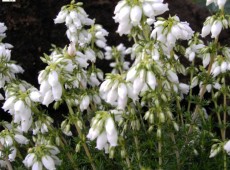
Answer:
130, 6, 142, 26
159, 112, 165, 123
211, 20, 222, 39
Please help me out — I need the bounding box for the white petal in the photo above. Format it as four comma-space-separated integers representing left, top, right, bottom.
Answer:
42, 155, 56, 170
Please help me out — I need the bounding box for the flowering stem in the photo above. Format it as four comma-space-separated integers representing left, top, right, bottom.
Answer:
134, 135, 141, 169
189, 49, 215, 133
223, 77, 227, 170
169, 132, 180, 170
187, 60, 195, 112
158, 125, 163, 170
66, 101, 96, 170
176, 96, 184, 126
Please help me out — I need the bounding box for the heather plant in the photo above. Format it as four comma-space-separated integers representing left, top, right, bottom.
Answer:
1, 0, 230, 170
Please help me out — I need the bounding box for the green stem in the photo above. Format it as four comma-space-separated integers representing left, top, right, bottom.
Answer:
158, 125, 163, 170
224, 151, 227, 170
169, 132, 180, 170
187, 60, 195, 112
66, 101, 96, 170
134, 135, 141, 169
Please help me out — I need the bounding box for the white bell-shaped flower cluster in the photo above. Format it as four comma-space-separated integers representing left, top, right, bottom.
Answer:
2, 81, 41, 132
211, 60, 230, 77
0, 129, 28, 165
185, 37, 205, 62
100, 74, 130, 110
33, 115, 54, 135
0, 22, 7, 40
0, 44, 24, 88
87, 112, 118, 153
151, 16, 194, 51
206, 0, 226, 10
105, 44, 131, 74
0, 23, 24, 89
39, 69, 62, 106
201, 16, 229, 39
114, 0, 168, 35
23, 145, 61, 170
54, 5, 94, 44
94, 24, 109, 49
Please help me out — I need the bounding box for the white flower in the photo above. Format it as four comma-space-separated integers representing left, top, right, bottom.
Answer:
42, 90, 54, 106
147, 71, 157, 90
23, 153, 36, 168
143, 2, 154, 18
80, 95, 90, 111
48, 70, 59, 87
212, 66, 221, 77
54, 10, 68, 24
130, 6, 142, 26
32, 161, 42, 170
42, 155, 56, 170
203, 53, 211, 68
201, 24, 211, 37
8, 147, 17, 161
217, 0, 226, 9
220, 61, 227, 73
52, 83, 62, 101
29, 91, 42, 102
14, 100, 26, 113
211, 20, 222, 39
224, 140, 230, 154
14, 134, 29, 144
179, 83, 189, 94
167, 70, 179, 83
117, 83, 127, 99
105, 117, 116, 135
96, 131, 107, 150
67, 42, 76, 56
87, 128, 100, 140
107, 130, 118, 147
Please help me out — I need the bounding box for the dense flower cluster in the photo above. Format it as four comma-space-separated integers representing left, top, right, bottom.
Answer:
87, 112, 118, 152
114, 0, 168, 35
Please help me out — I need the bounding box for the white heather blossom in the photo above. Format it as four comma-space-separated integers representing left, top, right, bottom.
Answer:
201, 24, 211, 37
0, 22, 7, 40
224, 140, 230, 155
130, 6, 142, 26
114, 0, 168, 35
206, 0, 226, 9
88, 113, 118, 152
151, 16, 194, 50
179, 83, 190, 95
42, 155, 56, 170
14, 134, 29, 144
211, 20, 222, 39
32, 162, 43, 170
167, 70, 179, 84
202, 53, 211, 68
80, 95, 90, 111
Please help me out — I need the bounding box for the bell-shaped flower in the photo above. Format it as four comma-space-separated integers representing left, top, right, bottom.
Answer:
96, 131, 108, 150
201, 24, 211, 37
130, 6, 142, 26
32, 161, 42, 170
211, 20, 222, 39
42, 155, 55, 170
